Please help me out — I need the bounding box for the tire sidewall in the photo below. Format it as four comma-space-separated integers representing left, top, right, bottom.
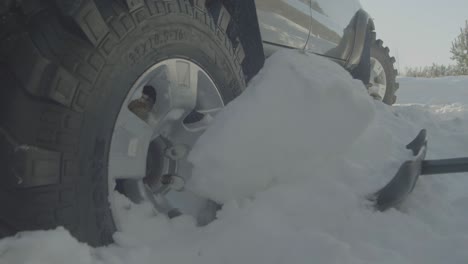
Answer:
370, 46, 397, 105
78, 13, 244, 244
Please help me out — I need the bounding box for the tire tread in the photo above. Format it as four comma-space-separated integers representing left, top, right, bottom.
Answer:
371, 36, 399, 104
0, 0, 245, 245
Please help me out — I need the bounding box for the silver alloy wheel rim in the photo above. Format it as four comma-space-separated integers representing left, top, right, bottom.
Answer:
108, 58, 224, 229
369, 57, 387, 101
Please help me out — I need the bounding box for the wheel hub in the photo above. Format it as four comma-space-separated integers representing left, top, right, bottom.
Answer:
368, 57, 387, 101
108, 59, 224, 228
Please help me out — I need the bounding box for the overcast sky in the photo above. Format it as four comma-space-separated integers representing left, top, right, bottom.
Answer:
360, 0, 468, 71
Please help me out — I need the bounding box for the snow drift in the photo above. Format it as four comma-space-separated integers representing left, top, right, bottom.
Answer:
188, 50, 374, 202
397, 76, 468, 105
2, 51, 468, 264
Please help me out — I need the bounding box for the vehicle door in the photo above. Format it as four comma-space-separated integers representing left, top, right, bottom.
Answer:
255, 0, 312, 52
305, 0, 361, 60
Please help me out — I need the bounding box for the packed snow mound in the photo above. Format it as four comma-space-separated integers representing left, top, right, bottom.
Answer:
188, 50, 375, 202
0, 228, 94, 264
2, 51, 468, 264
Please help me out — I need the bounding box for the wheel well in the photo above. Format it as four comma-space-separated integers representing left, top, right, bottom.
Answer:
209, 0, 264, 82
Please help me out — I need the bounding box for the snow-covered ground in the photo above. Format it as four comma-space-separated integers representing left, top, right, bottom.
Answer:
2, 51, 468, 264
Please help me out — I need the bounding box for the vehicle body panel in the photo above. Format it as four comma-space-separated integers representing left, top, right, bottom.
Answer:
306, 1, 360, 57
255, 0, 367, 68
255, 0, 312, 50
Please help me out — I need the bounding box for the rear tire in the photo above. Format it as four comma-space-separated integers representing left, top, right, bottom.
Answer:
0, 0, 245, 246
369, 34, 399, 105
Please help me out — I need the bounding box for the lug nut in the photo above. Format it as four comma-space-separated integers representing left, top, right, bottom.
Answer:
165, 144, 188, 160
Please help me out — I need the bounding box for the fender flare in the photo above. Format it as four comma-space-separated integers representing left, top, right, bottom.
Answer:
346, 9, 374, 69
220, 0, 265, 82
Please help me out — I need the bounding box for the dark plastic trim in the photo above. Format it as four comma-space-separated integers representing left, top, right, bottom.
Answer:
345, 9, 373, 69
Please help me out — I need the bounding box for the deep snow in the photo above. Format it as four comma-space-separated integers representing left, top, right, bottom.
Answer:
2, 51, 468, 264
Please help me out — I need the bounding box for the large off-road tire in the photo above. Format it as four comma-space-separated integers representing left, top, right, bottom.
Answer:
0, 0, 245, 246
368, 33, 399, 105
